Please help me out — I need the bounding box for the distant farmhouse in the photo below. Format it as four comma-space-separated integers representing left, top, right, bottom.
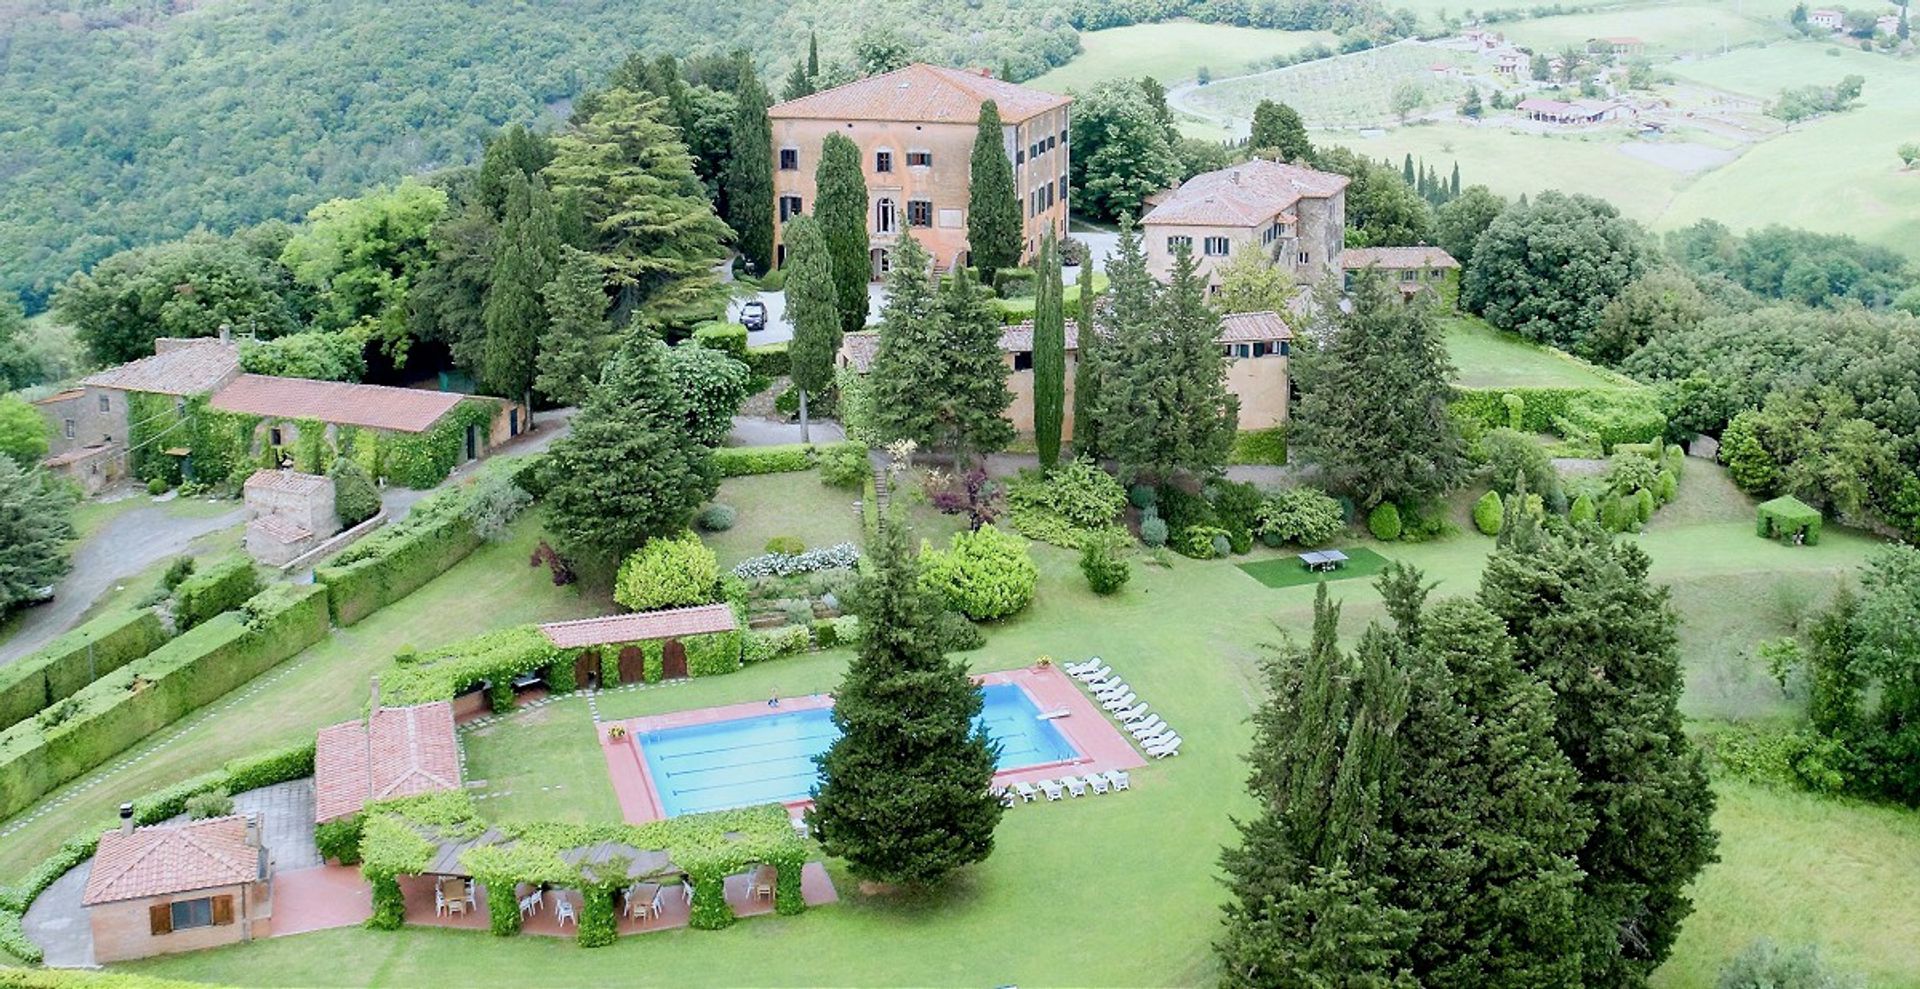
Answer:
34, 332, 524, 495
1140, 159, 1351, 289
1340, 246, 1461, 303
1516, 97, 1634, 125
1807, 8, 1845, 30
768, 63, 1071, 278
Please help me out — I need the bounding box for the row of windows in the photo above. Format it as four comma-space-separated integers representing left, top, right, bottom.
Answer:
1007, 337, 1285, 370
1016, 127, 1071, 166
1027, 181, 1059, 218
777, 147, 939, 173
1261, 220, 1291, 246
1165, 235, 1311, 266
783, 194, 953, 233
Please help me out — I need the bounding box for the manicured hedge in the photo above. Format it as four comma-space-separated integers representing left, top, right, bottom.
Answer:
0, 585, 328, 822
171, 557, 262, 631
691, 322, 748, 360
316, 493, 482, 626
0, 609, 169, 735
743, 342, 789, 378
714, 441, 864, 478
381, 625, 556, 706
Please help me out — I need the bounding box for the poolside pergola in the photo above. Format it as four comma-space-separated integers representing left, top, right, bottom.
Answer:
538, 604, 739, 687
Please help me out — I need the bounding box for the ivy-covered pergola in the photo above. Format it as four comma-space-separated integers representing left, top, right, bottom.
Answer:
1756, 495, 1822, 545
358, 792, 806, 945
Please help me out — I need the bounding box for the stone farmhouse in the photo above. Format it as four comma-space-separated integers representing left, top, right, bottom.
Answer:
35, 334, 524, 494
82, 808, 273, 963
837, 309, 1295, 436
242, 469, 343, 567
1340, 246, 1461, 303
768, 63, 1071, 277
1140, 159, 1350, 290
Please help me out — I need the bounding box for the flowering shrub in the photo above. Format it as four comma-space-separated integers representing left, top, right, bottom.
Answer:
614, 532, 721, 612
731, 542, 861, 579
1254, 487, 1345, 548
920, 525, 1037, 621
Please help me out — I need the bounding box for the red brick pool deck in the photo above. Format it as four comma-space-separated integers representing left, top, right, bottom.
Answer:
600, 663, 1147, 825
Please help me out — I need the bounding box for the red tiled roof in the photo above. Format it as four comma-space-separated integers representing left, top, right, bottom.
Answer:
1340, 246, 1460, 270
314, 702, 461, 823
770, 63, 1071, 124
83, 816, 262, 905
80, 339, 240, 396
1142, 159, 1349, 227
42, 445, 114, 468
1219, 311, 1295, 343
33, 388, 84, 405
210, 375, 467, 433
538, 604, 739, 649
244, 469, 331, 496
247, 514, 312, 545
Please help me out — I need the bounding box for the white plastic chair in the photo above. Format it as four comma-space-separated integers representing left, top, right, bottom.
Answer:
1062, 775, 1088, 797
1086, 772, 1111, 794
1038, 778, 1064, 801
1073, 664, 1112, 683
1102, 691, 1138, 712
555, 898, 577, 927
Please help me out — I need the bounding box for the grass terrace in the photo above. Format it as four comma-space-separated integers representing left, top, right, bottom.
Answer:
1027, 22, 1338, 92
1443, 315, 1630, 390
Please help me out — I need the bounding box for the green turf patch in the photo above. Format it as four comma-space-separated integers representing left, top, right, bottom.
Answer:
1235, 546, 1391, 588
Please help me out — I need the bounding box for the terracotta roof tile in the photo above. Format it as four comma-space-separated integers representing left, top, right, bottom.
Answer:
1219, 311, 1295, 343
247, 515, 312, 545
1340, 246, 1459, 270
1142, 160, 1349, 228
42, 445, 115, 468
314, 702, 461, 823
537, 604, 738, 649
83, 816, 261, 905
80, 339, 240, 396
244, 469, 331, 496
210, 375, 468, 433
771, 63, 1070, 124
34, 388, 85, 404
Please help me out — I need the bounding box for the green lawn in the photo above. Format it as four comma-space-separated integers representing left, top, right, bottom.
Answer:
1027, 21, 1338, 93
460, 698, 623, 826
1498, 3, 1792, 54
702, 472, 866, 569
113, 462, 1917, 987
1444, 315, 1629, 390
0, 514, 611, 882
1236, 545, 1390, 588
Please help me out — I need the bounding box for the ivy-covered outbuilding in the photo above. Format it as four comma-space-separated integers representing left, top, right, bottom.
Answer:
1757, 495, 1822, 545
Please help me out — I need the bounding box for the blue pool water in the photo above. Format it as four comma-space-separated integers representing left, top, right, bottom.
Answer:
639, 683, 1080, 817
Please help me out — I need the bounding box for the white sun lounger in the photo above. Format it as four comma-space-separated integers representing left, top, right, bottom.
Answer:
1012, 781, 1038, 802
1063, 658, 1103, 677
1137, 729, 1175, 748
1086, 772, 1111, 794
1038, 778, 1064, 800
1103, 770, 1131, 791
1093, 677, 1129, 696
1149, 735, 1184, 758
1086, 674, 1122, 692
1102, 692, 1138, 713
1129, 717, 1166, 739
1074, 664, 1112, 683
1061, 775, 1089, 797
1112, 702, 1148, 723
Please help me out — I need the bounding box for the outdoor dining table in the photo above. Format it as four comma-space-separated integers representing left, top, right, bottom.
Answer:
1297, 549, 1350, 573
624, 882, 662, 919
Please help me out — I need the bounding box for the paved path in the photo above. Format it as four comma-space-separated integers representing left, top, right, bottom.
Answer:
729, 284, 885, 346
726, 416, 845, 447
22, 780, 320, 967
0, 500, 245, 667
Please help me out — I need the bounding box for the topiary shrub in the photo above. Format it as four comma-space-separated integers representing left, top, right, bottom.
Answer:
1654, 469, 1677, 504
1634, 487, 1656, 523
147, 477, 168, 496
696, 503, 737, 532
764, 535, 806, 555
613, 532, 721, 612
1473, 490, 1504, 536
1367, 503, 1403, 541
172, 557, 262, 630
1079, 530, 1132, 595
1139, 514, 1168, 548
330, 457, 382, 527
817, 443, 869, 489
1569, 493, 1596, 525
919, 525, 1038, 621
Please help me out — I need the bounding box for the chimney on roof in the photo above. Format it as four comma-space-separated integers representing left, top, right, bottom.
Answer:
217, 323, 231, 344
245, 813, 261, 848
1230, 170, 1241, 185
120, 802, 135, 834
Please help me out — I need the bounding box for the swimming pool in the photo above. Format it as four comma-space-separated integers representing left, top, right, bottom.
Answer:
637, 683, 1081, 817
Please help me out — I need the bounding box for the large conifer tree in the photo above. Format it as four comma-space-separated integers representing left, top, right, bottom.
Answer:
544, 88, 731, 332
1031, 232, 1066, 467
814, 133, 871, 334
867, 236, 1012, 460
535, 245, 609, 408
724, 57, 775, 274
481, 172, 559, 406
967, 100, 1023, 285
539, 334, 719, 567
808, 513, 1002, 885
782, 215, 840, 443
1071, 259, 1099, 458
1478, 512, 1719, 986
932, 265, 1016, 461
1248, 99, 1313, 163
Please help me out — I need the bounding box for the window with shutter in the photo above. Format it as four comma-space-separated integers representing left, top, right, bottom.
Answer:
211, 894, 235, 926
149, 902, 173, 936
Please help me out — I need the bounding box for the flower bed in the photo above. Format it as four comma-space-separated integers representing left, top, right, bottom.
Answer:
730, 542, 860, 579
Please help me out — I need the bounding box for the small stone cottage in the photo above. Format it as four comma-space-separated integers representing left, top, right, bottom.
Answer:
82, 808, 273, 963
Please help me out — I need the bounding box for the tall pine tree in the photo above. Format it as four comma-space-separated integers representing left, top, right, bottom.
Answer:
1071, 259, 1099, 458
539, 334, 719, 567
808, 512, 1003, 885
481, 172, 559, 407
1031, 231, 1066, 468
544, 88, 731, 333
867, 236, 1012, 461
535, 245, 609, 408
783, 215, 840, 443
967, 100, 1023, 285
934, 265, 1016, 461
1478, 512, 1719, 986
724, 56, 775, 274
815, 132, 871, 334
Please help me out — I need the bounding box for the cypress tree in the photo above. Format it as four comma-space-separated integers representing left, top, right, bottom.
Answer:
540, 334, 719, 566
724, 56, 776, 274
1032, 231, 1066, 468
867, 233, 945, 448
933, 265, 1016, 461
782, 62, 815, 101
1086, 215, 1158, 480
967, 100, 1024, 287
1450, 162, 1461, 198
1071, 259, 1099, 458
808, 512, 1003, 886
808, 30, 819, 78
783, 215, 840, 444
1478, 512, 1719, 985
1403, 154, 1416, 187
815, 133, 871, 335
481, 172, 559, 407
534, 245, 610, 409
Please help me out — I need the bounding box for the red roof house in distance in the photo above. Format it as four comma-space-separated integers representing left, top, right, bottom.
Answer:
82, 807, 272, 962
314, 691, 462, 824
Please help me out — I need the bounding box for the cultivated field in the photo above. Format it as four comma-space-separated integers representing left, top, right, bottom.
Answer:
1498, 3, 1793, 54
1028, 22, 1338, 92
1178, 41, 1480, 130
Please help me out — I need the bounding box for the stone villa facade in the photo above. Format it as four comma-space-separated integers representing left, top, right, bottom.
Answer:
768, 63, 1071, 277
1141, 159, 1350, 290
1340, 246, 1461, 304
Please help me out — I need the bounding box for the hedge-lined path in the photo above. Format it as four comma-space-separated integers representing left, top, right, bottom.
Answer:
0, 500, 244, 667
21, 780, 321, 966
